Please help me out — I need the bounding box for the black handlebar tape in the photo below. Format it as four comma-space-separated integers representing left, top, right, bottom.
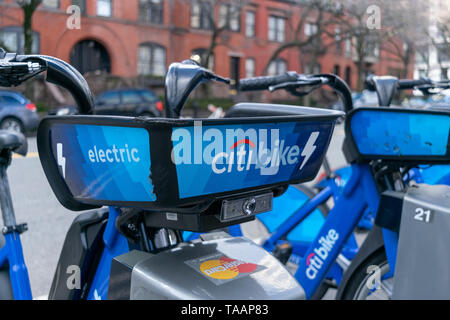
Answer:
17, 55, 95, 115
239, 73, 299, 91
398, 78, 432, 90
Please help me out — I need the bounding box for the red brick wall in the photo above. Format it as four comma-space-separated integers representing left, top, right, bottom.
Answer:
0, 0, 412, 91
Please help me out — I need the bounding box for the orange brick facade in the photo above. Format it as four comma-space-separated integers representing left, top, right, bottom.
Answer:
0, 0, 413, 90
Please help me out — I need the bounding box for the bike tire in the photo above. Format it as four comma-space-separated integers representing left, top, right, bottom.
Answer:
339, 248, 391, 300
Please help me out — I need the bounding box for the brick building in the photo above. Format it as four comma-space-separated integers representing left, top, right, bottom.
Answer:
0, 0, 412, 91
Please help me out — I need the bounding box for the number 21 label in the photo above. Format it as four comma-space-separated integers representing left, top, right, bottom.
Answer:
414, 207, 433, 223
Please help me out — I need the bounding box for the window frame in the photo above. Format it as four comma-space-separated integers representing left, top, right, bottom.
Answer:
0, 26, 40, 54
268, 15, 285, 42
97, 0, 112, 17
245, 10, 255, 38
218, 3, 241, 32
190, 0, 213, 30
268, 58, 287, 76
245, 58, 256, 78
41, 0, 60, 10
139, 0, 164, 25
138, 42, 167, 77
71, 0, 87, 15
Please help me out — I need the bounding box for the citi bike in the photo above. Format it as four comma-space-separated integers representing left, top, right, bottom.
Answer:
0, 49, 343, 300
205, 74, 450, 299
335, 77, 450, 299
331, 76, 450, 230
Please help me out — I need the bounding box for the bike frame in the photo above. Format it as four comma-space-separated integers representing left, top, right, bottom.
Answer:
86, 207, 129, 300
0, 232, 32, 299
260, 163, 379, 298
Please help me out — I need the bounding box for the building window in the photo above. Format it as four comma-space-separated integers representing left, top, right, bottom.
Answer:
268, 16, 285, 42
72, 0, 86, 14
190, 1, 212, 30
0, 27, 40, 54
138, 43, 166, 76
97, 0, 112, 17
442, 68, 449, 80
304, 63, 321, 74
345, 66, 351, 87
245, 11, 255, 38
304, 22, 318, 37
334, 27, 341, 52
139, 0, 163, 24
344, 36, 352, 55
245, 58, 255, 78
437, 43, 450, 63
268, 58, 287, 76
218, 4, 240, 32
42, 0, 59, 9
191, 48, 214, 70
333, 65, 340, 77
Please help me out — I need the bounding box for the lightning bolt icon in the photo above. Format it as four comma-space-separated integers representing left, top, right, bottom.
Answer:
57, 143, 66, 178
300, 132, 319, 170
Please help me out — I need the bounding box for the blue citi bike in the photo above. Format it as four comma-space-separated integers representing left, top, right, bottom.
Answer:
187, 75, 450, 299
0, 50, 346, 300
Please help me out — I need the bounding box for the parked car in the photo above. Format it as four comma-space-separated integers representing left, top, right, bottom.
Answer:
0, 90, 40, 133
49, 88, 163, 117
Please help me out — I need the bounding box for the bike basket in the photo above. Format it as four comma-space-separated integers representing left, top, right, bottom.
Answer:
37, 107, 341, 214
344, 107, 450, 164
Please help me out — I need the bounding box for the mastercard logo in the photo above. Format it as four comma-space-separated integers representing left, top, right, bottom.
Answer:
199, 256, 258, 280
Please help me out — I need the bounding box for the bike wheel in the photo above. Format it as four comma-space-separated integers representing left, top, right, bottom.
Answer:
340, 249, 393, 300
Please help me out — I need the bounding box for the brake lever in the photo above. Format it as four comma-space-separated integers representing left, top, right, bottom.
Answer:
0, 52, 46, 87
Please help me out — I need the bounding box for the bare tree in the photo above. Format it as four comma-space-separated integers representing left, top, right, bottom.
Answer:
329, 0, 396, 90
380, 0, 430, 79
262, 0, 341, 75
16, 0, 42, 54
185, 0, 249, 69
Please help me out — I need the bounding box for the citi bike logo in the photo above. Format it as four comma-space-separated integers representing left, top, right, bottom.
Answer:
171, 121, 320, 176
305, 229, 339, 280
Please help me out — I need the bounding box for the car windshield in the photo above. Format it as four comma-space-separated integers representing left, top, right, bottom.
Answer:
0, 94, 23, 105
122, 91, 142, 104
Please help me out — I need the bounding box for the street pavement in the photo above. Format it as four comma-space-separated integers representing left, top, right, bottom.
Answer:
6, 123, 349, 298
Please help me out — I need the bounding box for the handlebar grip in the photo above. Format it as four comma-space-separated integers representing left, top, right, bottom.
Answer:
398, 78, 432, 90
239, 73, 298, 91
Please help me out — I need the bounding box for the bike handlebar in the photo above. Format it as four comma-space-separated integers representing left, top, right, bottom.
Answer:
397, 78, 433, 90
16, 55, 95, 115
0, 52, 95, 115
239, 72, 354, 113
239, 72, 300, 91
